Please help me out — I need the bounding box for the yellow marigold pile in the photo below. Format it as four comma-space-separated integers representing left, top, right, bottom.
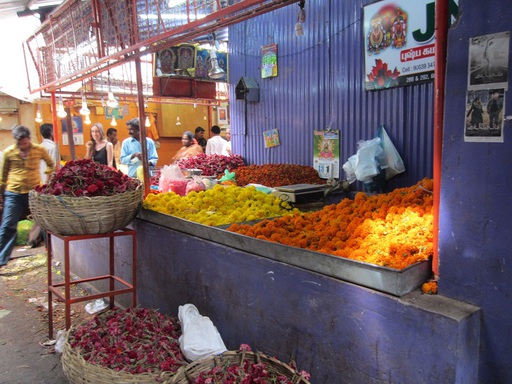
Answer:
143, 184, 299, 226
228, 178, 434, 270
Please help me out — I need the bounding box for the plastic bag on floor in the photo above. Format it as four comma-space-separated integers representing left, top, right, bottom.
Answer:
178, 303, 227, 362
54, 330, 67, 353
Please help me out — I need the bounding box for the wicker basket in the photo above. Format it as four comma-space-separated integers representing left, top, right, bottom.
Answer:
28, 185, 143, 236
170, 350, 311, 384
61, 329, 177, 384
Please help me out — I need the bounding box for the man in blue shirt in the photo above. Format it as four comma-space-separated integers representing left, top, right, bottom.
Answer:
120, 118, 158, 177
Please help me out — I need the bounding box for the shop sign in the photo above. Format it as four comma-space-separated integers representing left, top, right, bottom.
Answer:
363, 0, 459, 91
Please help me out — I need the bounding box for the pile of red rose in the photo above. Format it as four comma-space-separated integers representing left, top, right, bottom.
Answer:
35, 159, 140, 197
67, 307, 186, 375
176, 153, 245, 177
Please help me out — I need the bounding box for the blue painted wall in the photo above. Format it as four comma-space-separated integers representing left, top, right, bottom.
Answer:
228, 0, 434, 191
440, 0, 512, 382
133, 219, 480, 383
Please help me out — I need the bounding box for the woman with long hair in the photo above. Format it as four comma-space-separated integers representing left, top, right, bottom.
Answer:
85, 122, 114, 167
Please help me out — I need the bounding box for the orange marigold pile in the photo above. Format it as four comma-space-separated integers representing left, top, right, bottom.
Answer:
228, 178, 434, 270
234, 164, 326, 187
421, 281, 438, 294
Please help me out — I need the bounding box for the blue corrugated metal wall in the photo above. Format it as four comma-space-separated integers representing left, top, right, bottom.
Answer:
228, 0, 434, 190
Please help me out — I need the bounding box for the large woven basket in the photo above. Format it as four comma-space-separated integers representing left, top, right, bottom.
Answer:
170, 350, 311, 384
61, 329, 177, 384
28, 185, 143, 236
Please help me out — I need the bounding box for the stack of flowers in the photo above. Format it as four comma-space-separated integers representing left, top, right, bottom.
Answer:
176, 153, 245, 177
228, 178, 434, 270
143, 184, 298, 226
173, 344, 311, 384
62, 307, 187, 383
29, 159, 143, 235
35, 159, 140, 196
234, 164, 326, 187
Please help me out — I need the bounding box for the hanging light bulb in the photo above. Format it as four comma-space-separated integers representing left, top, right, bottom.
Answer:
106, 71, 119, 108
111, 115, 117, 126
208, 48, 225, 79
35, 107, 43, 123
79, 96, 90, 116
84, 114, 91, 125
107, 91, 119, 108
57, 98, 67, 118
145, 114, 151, 127
295, 0, 306, 37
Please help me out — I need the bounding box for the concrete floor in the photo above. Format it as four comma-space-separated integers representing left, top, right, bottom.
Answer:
0, 245, 90, 384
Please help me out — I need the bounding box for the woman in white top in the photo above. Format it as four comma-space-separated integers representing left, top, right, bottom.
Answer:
85, 123, 114, 167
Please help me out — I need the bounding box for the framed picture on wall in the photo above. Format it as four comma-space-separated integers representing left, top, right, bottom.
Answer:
217, 107, 228, 125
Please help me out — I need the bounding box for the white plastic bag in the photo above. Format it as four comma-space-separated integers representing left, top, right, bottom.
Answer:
54, 330, 67, 353
354, 137, 383, 183
376, 125, 405, 180
342, 155, 357, 184
178, 304, 227, 362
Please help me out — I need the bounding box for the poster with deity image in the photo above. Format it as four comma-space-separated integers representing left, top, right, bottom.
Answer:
313, 130, 340, 179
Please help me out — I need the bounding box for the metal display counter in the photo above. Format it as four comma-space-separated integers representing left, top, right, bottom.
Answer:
137, 209, 431, 297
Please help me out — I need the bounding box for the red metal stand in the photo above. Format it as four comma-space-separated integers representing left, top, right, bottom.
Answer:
46, 228, 137, 339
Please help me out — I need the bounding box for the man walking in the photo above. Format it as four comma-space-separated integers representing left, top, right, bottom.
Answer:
0, 125, 55, 270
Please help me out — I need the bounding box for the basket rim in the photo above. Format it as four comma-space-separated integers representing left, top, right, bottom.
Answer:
28, 184, 143, 235
29, 183, 143, 201
170, 349, 311, 384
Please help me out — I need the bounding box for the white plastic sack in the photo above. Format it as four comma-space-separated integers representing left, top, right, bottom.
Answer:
342, 155, 357, 184
376, 126, 405, 180
178, 304, 227, 362
354, 137, 383, 183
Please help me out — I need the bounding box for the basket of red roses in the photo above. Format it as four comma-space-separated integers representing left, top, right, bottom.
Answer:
29, 159, 143, 235
61, 307, 187, 384
170, 344, 311, 384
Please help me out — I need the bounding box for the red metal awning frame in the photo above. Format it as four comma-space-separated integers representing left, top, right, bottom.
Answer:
24, 0, 298, 195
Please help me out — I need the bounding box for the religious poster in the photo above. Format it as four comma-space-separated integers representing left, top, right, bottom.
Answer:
363, 0, 459, 90
313, 130, 340, 179
61, 116, 84, 146
261, 44, 278, 79
263, 128, 280, 148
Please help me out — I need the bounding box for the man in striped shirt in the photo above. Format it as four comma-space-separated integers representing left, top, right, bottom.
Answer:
0, 125, 55, 270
